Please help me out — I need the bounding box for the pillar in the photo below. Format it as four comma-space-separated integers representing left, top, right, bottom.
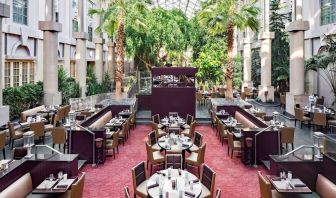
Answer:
107, 41, 115, 80
74, 0, 88, 97
93, 1, 104, 83
0, 3, 10, 125
242, 28, 253, 89
258, 0, 275, 102
285, 0, 310, 115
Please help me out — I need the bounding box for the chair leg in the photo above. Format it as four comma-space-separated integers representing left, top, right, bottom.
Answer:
59, 144, 61, 151
53, 144, 55, 148
286, 144, 288, 152
198, 166, 200, 177
231, 150, 233, 158
294, 120, 296, 126
300, 121, 303, 129
11, 139, 14, 149
117, 146, 119, 153
291, 143, 294, 151
150, 164, 153, 175
9, 138, 11, 148
113, 148, 115, 159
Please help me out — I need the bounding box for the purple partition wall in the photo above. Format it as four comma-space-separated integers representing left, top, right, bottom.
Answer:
151, 67, 197, 118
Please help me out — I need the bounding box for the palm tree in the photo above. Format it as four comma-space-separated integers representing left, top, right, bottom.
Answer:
198, 0, 260, 99
89, 0, 149, 96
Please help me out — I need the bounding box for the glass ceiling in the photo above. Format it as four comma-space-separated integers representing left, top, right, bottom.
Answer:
152, 0, 202, 18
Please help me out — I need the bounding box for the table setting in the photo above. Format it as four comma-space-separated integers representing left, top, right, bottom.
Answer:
267, 171, 312, 194
158, 133, 193, 152
32, 172, 76, 194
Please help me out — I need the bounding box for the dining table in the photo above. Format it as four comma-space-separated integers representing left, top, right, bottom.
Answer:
161, 117, 186, 134
105, 117, 126, 130
118, 110, 132, 118
147, 168, 202, 198
266, 175, 312, 194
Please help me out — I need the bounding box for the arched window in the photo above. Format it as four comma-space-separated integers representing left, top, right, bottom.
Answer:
13, 0, 28, 25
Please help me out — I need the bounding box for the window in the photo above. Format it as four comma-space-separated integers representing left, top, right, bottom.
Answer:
88, 26, 93, 42
13, 0, 28, 25
70, 61, 76, 78
73, 19, 79, 33
4, 61, 36, 87
321, 0, 336, 25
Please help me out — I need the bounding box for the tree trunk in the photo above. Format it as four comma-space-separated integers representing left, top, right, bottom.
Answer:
115, 10, 125, 97
226, 23, 234, 99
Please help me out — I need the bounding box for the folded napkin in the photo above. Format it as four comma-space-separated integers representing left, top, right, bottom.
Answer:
56, 185, 68, 188
182, 143, 189, 147
185, 191, 195, 197
294, 184, 307, 188
147, 183, 159, 189
158, 140, 165, 143
271, 177, 281, 181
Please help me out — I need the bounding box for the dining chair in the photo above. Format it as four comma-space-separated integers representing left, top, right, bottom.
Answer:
30, 121, 46, 144
181, 114, 194, 130
209, 110, 218, 128
165, 154, 182, 169
12, 147, 28, 160
255, 112, 267, 119
145, 141, 165, 175
124, 186, 131, 198
196, 92, 205, 105
63, 172, 86, 198
107, 130, 119, 159
131, 161, 148, 198
188, 131, 203, 153
151, 122, 167, 139
258, 171, 283, 198
151, 114, 165, 129
80, 111, 93, 118
130, 111, 136, 129
244, 87, 253, 99
294, 107, 311, 128
218, 121, 228, 145
0, 132, 6, 159
227, 132, 241, 158
280, 127, 295, 154
312, 112, 327, 130
241, 91, 246, 101
51, 127, 67, 153
200, 164, 216, 198
148, 130, 161, 151
181, 121, 196, 138
125, 118, 131, 138
215, 188, 221, 198
280, 93, 286, 109
8, 122, 24, 149
118, 123, 127, 145
185, 143, 206, 177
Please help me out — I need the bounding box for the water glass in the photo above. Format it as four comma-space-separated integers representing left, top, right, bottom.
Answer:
287, 171, 292, 181
58, 171, 63, 180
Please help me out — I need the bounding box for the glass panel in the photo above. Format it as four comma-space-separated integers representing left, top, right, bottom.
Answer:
13, 62, 20, 87
29, 62, 35, 84
22, 62, 28, 85
4, 62, 11, 88
13, 0, 28, 25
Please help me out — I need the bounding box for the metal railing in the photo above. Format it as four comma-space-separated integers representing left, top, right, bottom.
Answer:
35, 145, 63, 155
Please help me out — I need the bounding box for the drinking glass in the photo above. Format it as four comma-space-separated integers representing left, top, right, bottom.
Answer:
287, 171, 292, 181
58, 171, 63, 180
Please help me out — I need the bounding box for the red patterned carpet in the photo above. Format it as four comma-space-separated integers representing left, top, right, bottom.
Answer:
83, 125, 265, 198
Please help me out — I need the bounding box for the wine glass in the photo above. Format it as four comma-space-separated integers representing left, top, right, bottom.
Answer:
287, 171, 292, 181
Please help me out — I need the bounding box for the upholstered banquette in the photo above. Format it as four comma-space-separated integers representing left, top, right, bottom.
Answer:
89, 111, 112, 129
20, 105, 45, 122
0, 173, 32, 198
234, 112, 257, 128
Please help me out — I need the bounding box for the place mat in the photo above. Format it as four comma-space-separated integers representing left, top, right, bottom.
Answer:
54, 179, 75, 190
36, 179, 58, 190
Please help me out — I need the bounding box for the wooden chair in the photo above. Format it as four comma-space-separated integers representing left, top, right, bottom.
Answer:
148, 130, 161, 151
244, 87, 253, 99
151, 114, 165, 129
312, 112, 327, 130
30, 122, 46, 144
185, 143, 206, 177
63, 172, 86, 198
118, 123, 127, 145
8, 122, 23, 149
107, 131, 119, 159
0, 132, 6, 159
151, 122, 167, 139
228, 132, 241, 158
181, 114, 194, 130
51, 127, 67, 153
215, 188, 221, 198
280, 93, 286, 109
145, 141, 164, 175
124, 186, 131, 198
218, 121, 228, 145
131, 161, 148, 198
200, 164, 216, 198
210, 110, 218, 128
181, 121, 196, 138
12, 147, 28, 160
188, 131, 203, 153
280, 127, 294, 154
258, 171, 283, 198
316, 96, 324, 106
165, 154, 182, 169
169, 112, 178, 117
255, 112, 267, 119
196, 92, 205, 105
130, 111, 136, 129
294, 107, 311, 128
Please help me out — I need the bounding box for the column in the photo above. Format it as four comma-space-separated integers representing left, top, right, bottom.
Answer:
74, 0, 88, 97
93, 1, 104, 83
0, 3, 10, 125
242, 28, 253, 89
258, 0, 275, 102
285, 0, 309, 115
38, 0, 62, 106
107, 41, 115, 80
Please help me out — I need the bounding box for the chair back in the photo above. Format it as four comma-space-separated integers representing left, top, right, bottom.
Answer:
186, 114, 194, 125
145, 142, 154, 162
8, 122, 16, 139
30, 122, 45, 139
210, 110, 217, 123
150, 122, 160, 137
12, 147, 28, 160
312, 112, 327, 126
201, 164, 216, 197
258, 171, 272, 198
241, 92, 246, 100
255, 112, 266, 118
194, 132, 203, 147
197, 143, 207, 164
69, 172, 85, 198
132, 161, 147, 190
152, 114, 160, 124
63, 105, 71, 118
189, 122, 196, 138
294, 107, 304, 121
120, 123, 127, 137
148, 131, 157, 146
0, 132, 5, 150
51, 127, 66, 145
165, 154, 182, 169
218, 122, 225, 137
124, 186, 131, 198
280, 127, 295, 144
280, 94, 286, 105
215, 189, 221, 198
196, 92, 204, 101
112, 131, 119, 148
316, 96, 324, 106
228, 132, 234, 149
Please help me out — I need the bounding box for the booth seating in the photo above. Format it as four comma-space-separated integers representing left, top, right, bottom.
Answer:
89, 111, 112, 129
315, 174, 336, 198
20, 105, 45, 122
0, 172, 32, 198
234, 112, 257, 128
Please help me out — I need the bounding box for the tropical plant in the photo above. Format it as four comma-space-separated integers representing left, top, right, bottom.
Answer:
270, 0, 290, 93
306, 35, 336, 105
198, 0, 260, 99
89, 0, 150, 96
58, 68, 81, 104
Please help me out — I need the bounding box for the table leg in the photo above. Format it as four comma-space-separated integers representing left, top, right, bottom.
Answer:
182, 150, 185, 169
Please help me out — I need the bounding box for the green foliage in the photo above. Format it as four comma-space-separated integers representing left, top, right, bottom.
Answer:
86, 64, 112, 96
3, 82, 44, 120
270, 0, 290, 93
233, 56, 243, 90
58, 67, 81, 104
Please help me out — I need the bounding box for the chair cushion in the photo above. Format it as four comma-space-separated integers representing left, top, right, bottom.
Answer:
0, 172, 32, 198
233, 141, 241, 148
316, 174, 336, 198
200, 183, 211, 198
186, 152, 198, 165
135, 180, 148, 198
153, 151, 164, 162
152, 143, 161, 151
189, 144, 199, 153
